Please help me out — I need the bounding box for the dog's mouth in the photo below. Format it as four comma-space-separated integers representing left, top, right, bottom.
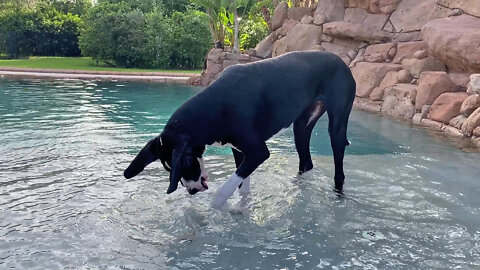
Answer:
185, 177, 208, 195
201, 177, 208, 190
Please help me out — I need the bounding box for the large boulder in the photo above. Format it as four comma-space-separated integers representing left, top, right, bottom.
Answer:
370, 70, 399, 100
449, 115, 467, 130
415, 71, 454, 111
392, 41, 427, 64
389, 0, 443, 32
253, 32, 277, 59
321, 41, 356, 65
276, 19, 298, 37
346, 0, 400, 14
381, 84, 417, 119
272, 2, 289, 31
401, 57, 446, 79
449, 73, 470, 89
460, 94, 480, 117
362, 13, 389, 31
467, 74, 480, 95
272, 37, 288, 57
461, 107, 480, 136
421, 15, 480, 73
364, 43, 396, 63
323, 21, 392, 44
284, 24, 323, 52
428, 92, 469, 123
344, 7, 368, 24
368, 0, 400, 14
315, 0, 345, 22
437, 0, 480, 17
351, 62, 402, 97
288, 6, 315, 21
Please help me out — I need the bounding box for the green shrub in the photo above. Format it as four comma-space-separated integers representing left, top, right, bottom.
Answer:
0, 0, 90, 58
169, 10, 211, 69
240, 15, 269, 50
79, 1, 211, 69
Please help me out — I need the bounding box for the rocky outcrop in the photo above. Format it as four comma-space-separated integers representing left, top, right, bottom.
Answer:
401, 57, 446, 79
288, 6, 315, 21
352, 62, 401, 97
468, 74, 480, 95
200, 1, 480, 147
284, 24, 323, 52
323, 21, 392, 44
346, 0, 400, 14
272, 2, 289, 31
421, 15, 480, 73
370, 70, 399, 100
200, 48, 259, 86
392, 41, 426, 64
428, 92, 469, 123
253, 32, 277, 59
462, 107, 480, 136
315, 0, 345, 23
461, 94, 480, 116
381, 84, 417, 119
415, 72, 454, 111
438, 0, 480, 17
363, 43, 396, 63
389, 0, 442, 32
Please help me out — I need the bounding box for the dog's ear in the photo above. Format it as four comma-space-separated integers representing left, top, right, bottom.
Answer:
166, 139, 188, 194
124, 137, 160, 179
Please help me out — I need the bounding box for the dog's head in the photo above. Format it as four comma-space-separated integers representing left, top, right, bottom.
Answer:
123, 134, 208, 195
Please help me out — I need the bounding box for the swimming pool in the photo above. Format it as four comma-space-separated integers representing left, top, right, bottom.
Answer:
1, 79, 479, 269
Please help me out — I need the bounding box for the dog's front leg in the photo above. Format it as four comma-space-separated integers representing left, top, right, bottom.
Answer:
211, 143, 270, 208
232, 148, 250, 196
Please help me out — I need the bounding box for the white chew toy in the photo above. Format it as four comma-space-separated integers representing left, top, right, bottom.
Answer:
211, 173, 244, 209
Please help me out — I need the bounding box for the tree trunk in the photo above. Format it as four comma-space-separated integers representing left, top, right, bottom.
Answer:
258, 0, 272, 31
233, 9, 240, 54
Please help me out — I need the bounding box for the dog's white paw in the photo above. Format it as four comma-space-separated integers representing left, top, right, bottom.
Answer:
238, 176, 250, 197
211, 173, 244, 209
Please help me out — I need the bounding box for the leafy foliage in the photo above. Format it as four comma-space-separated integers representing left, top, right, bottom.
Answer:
192, 0, 269, 51
239, 15, 268, 50
0, 0, 91, 58
79, 0, 211, 69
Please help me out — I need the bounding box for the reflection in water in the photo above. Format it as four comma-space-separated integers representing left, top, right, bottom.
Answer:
0, 79, 479, 269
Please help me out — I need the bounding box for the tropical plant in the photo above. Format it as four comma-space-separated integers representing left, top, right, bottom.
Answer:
190, 0, 229, 48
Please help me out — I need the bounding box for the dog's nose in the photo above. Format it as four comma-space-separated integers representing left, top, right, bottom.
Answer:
188, 188, 199, 195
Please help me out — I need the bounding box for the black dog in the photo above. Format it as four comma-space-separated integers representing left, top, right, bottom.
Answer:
124, 51, 356, 208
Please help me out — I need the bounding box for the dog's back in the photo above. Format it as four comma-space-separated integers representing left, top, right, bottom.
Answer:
167, 51, 354, 143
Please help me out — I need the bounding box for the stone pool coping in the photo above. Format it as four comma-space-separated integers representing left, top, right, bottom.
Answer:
0, 67, 200, 84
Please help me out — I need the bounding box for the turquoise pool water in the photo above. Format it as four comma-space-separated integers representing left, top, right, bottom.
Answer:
1, 79, 479, 269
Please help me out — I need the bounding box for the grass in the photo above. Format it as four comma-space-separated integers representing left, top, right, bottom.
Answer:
0, 57, 202, 74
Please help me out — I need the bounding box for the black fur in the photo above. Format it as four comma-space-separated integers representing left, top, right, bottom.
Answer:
124, 51, 356, 194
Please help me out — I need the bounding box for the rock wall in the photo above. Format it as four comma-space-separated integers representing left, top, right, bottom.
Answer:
199, 0, 480, 147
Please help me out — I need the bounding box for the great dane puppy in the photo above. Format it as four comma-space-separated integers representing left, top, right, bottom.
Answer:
124, 51, 356, 208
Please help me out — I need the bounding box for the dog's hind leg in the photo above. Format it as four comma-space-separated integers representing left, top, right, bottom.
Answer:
294, 101, 326, 174
232, 148, 250, 196
325, 77, 355, 193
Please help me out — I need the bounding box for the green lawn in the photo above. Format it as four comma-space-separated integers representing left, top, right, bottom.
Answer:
0, 57, 202, 74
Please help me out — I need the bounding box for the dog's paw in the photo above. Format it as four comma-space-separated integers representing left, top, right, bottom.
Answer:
238, 176, 250, 197
211, 191, 229, 209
